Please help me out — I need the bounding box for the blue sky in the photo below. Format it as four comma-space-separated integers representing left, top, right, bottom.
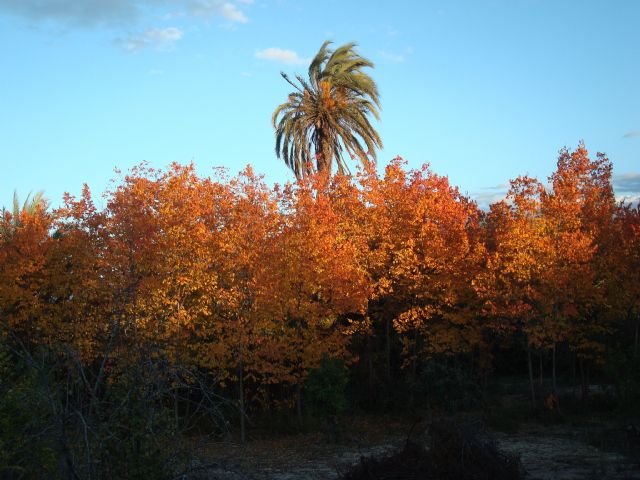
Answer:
1, 0, 639, 209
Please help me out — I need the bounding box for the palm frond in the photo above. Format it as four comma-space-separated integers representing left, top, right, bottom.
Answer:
273, 41, 382, 179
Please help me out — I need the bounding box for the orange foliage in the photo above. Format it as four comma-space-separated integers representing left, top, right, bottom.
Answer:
0, 144, 634, 412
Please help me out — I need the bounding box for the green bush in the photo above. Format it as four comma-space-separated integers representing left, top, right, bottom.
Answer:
410, 360, 482, 413
0, 346, 57, 479
0, 338, 226, 479
305, 356, 349, 417
606, 348, 640, 411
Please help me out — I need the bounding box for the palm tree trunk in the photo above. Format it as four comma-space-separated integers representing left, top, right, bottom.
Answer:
316, 130, 332, 176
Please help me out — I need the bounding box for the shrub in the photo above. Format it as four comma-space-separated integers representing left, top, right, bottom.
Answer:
606, 347, 640, 411
0, 335, 228, 479
410, 360, 482, 413
0, 345, 57, 479
304, 356, 349, 417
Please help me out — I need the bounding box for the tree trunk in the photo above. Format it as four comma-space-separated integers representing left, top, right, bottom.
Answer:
552, 342, 560, 413
296, 383, 303, 429
635, 315, 639, 358
527, 341, 536, 409
174, 375, 180, 427
174, 307, 181, 427
572, 352, 577, 398
579, 357, 588, 404
385, 316, 392, 383
315, 132, 332, 176
367, 333, 374, 397
538, 351, 544, 386
239, 355, 246, 443
469, 352, 474, 378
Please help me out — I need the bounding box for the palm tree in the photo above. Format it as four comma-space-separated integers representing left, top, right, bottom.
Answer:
272, 41, 382, 178
0, 190, 48, 238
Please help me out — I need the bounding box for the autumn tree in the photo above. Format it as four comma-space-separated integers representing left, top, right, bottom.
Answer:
541, 144, 615, 400
0, 192, 53, 344
387, 165, 483, 364
334, 157, 484, 405
254, 174, 369, 422
613, 204, 640, 355
3, 143, 638, 442
477, 176, 554, 407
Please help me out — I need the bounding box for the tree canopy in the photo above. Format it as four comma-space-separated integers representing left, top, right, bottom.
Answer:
273, 41, 382, 178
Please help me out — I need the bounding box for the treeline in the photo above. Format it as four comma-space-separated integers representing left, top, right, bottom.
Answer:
1, 144, 639, 472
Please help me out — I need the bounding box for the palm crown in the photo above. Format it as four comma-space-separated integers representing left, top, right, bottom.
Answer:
272, 41, 382, 178
0, 190, 48, 238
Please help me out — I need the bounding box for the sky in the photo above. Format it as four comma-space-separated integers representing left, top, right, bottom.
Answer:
1, 0, 639, 209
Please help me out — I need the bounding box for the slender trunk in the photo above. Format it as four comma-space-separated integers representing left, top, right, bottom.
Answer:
174, 366, 180, 427
469, 352, 474, 378
538, 351, 543, 386
239, 354, 246, 443
296, 383, 303, 429
527, 341, 536, 409
175, 302, 182, 427
481, 347, 489, 399
551, 343, 556, 396
635, 316, 639, 357
385, 317, 392, 383
185, 386, 191, 419
552, 342, 560, 413
367, 333, 374, 397
408, 330, 419, 408
579, 357, 588, 404
572, 352, 576, 398
174, 392, 179, 426
482, 360, 489, 392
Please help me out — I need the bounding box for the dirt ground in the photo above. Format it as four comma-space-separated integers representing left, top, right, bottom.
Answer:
196, 415, 640, 480
494, 423, 640, 480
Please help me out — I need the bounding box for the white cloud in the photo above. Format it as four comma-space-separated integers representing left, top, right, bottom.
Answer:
148, 26, 182, 41
623, 130, 640, 138
613, 172, 640, 192
160, 11, 186, 20
120, 26, 183, 52
379, 50, 405, 63
472, 183, 509, 209
219, 2, 248, 22
0, 0, 252, 53
187, 0, 248, 22
613, 172, 640, 206
0, 0, 251, 25
616, 194, 640, 206
255, 47, 308, 66
0, 0, 138, 26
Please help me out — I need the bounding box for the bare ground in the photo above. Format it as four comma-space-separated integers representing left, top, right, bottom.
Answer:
195, 415, 640, 480
494, 423, 640, 480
